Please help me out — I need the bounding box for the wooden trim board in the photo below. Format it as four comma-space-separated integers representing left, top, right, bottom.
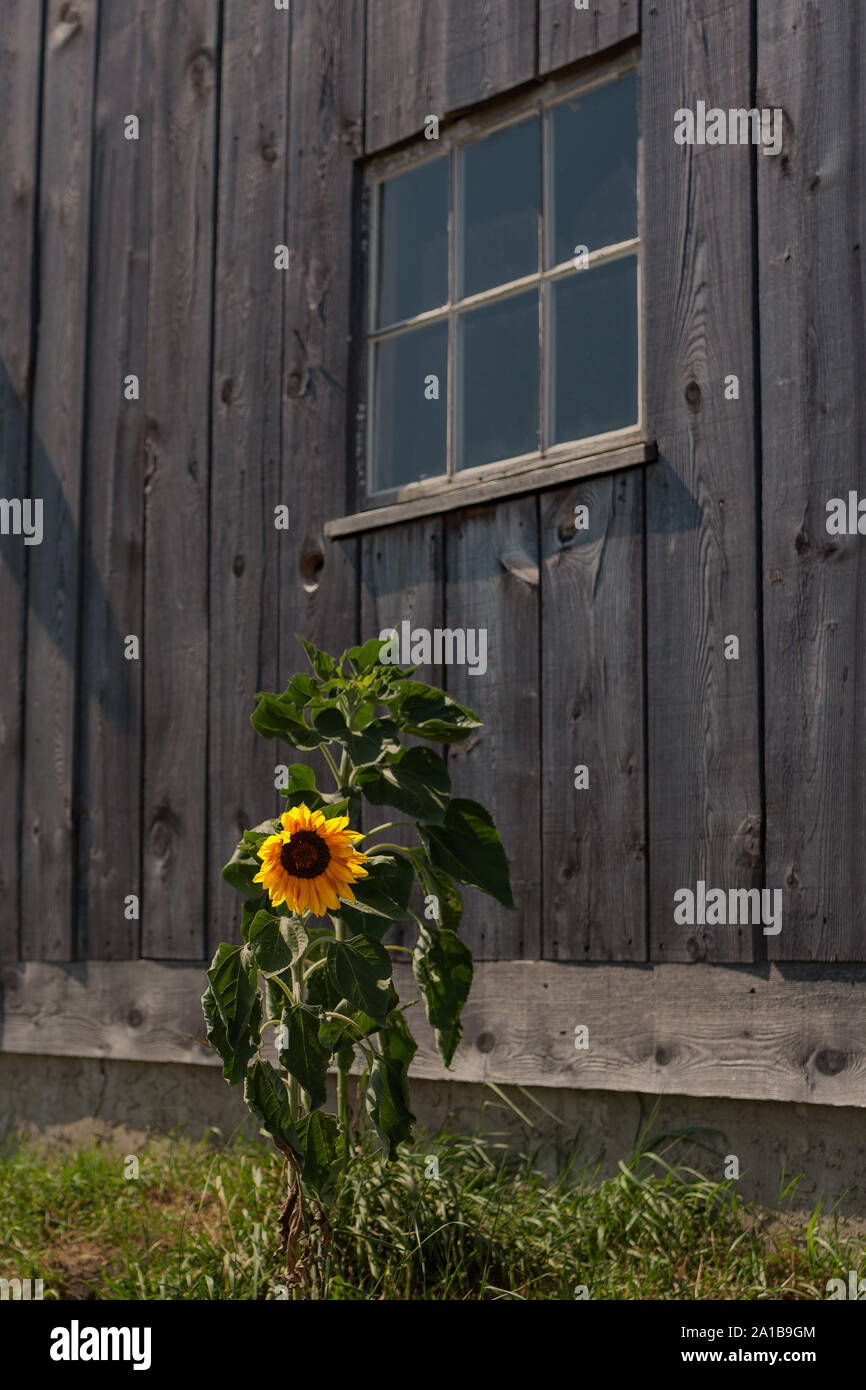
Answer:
2, 959, 865, 1108
325, 442, 657, 537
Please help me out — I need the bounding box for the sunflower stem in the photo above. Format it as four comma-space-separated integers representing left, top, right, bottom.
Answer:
363, 821, 417, 837
334, 918, 351, 1135
363, 841, 417, 857
321, 746, 342, 785
288, 957, 303, 1121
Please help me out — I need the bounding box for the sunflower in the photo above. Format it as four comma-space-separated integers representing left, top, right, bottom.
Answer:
253, 803, 369, 916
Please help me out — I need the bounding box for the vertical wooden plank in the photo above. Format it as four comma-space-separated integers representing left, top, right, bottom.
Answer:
759, 3, 866, 961
539, 0, 639, 76
78, 3, 151, 958
207, 0, 288, 957
360, 520, 444, 685
444, 500, 541, 961
0, 1, 42, 958
141, 0, 219, 958
365, 0, 537, 154
643, 0, 762, 964
280, 0, 362, 701
21, 0, 98, 960
540, 472, 646, 961
360, 518, 443, 947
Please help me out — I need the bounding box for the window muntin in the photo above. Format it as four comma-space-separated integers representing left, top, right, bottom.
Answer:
366, 61, 640, 500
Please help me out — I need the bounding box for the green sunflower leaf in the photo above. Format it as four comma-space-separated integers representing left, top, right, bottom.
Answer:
296, 1111, 345, 1203
242, 821, 279, 849
410, 851, 463, 934
246, 911, 308, 975
241, 895, 269, 940
356, 745, 450, 824
223, 845, 264, 900
202, 987, 261, 1086
314, 982, 399, 1050
346, 637, 389, 673
283, 673, 318, 706
265, 968, 294, 1022
312, 706, 400, 767
286, 762, 317, 791
206, 943, 259, 1050
252, 691, 325, 748
244, 1059, 301, 1155
296, 635, 336, 680
412, 925, 473, 1068
418, 798, 514, 909
334, 852, 415, 933
279, 1003, 330, 1110
366, 1016, 417, 1159
385, 680, 482, 744
323, 935, 392, 1027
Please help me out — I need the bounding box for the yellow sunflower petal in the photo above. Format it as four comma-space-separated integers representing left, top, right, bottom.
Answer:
317, 876, 339, 910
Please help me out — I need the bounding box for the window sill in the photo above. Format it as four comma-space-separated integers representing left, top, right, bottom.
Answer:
325, 438, 658, 538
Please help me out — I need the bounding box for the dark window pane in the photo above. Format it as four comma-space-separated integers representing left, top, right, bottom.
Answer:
458, 290, 539, 470
459, 116, 540, 297
377, 158, 449, 327
548, 70, 637, 266
372, 322, 448, 491
549, 256, 638, 443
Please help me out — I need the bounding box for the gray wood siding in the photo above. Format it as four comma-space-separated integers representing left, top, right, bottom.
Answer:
360, 518, 445, 951
444, 500, 542, 961
0, 0, 42, 958
206, 0, 287, 956
140, 0, 219, 959
78, 2, 151, 958
643, 0, 763, 964
278, 0, 362, 733
365, 0, 537, 154
759, 1, 866, 962
540, 473, 646, 961
0, 0, 864, 985
21, 0, 98, 959
539, 0, 639, 76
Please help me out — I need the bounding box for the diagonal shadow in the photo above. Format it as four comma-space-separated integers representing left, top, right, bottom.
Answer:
0, 355, 132, 729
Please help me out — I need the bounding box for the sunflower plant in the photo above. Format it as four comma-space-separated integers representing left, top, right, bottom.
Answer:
202, 635, 513, 1280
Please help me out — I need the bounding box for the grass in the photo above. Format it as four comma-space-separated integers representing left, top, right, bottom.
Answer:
0, 1119, 863, 1300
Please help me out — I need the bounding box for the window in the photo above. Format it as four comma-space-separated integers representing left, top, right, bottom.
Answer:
363, 60, 640, 504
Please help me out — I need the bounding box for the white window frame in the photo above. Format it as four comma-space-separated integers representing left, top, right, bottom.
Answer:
360, 51, 643, 510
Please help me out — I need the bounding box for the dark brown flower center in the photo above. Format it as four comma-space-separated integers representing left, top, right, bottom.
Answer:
280, 829, 331, 879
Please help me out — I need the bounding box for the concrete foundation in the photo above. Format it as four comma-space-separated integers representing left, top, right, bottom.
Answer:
2, 1053, 866, 1216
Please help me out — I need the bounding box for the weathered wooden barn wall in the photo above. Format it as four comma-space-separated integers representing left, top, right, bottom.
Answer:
1, 0, 866, 1100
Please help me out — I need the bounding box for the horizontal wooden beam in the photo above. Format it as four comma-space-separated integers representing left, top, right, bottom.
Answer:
325, 441, 657, 538
2, 959, 866, 1107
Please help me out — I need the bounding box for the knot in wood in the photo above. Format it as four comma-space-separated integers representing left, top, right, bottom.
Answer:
814, 1047, 847, 1076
